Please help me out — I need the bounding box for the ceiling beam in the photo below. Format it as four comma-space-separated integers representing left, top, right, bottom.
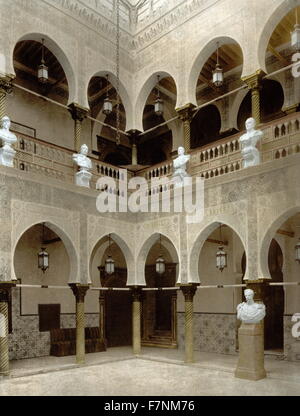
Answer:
277, 229, 295, 238
267, 44, 290, 66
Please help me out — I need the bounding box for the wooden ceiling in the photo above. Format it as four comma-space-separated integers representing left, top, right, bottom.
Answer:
269, 6, 300, 48
14, 40, 68, 98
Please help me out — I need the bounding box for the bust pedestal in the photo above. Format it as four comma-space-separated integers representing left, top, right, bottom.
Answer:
75, 170, 92, 188
0, 145, 16, 168
235, 322, 266, 381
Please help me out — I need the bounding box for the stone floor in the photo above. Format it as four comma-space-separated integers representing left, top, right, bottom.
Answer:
0, 347, 299, 396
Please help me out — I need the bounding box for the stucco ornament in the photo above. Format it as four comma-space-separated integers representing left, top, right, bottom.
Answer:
237, 289, 266, 324
0, 116, 17, 168
73, 144, 92, 188
239, 117, 262, 168
172, 146, 190, 188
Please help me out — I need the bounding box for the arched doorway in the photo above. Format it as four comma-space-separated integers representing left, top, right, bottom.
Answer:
139, 234, 178, 348
265, 239, 284, 351
90, 234, 132, 348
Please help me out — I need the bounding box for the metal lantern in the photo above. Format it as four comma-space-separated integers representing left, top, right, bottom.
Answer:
38, 39, 48, 84
216, 224, 227, 272
291, 24, 300, 51
105, 255, 115, 275
156, 255, 165, 275
38, 247, 49, 273
154, 75, 164, 116
156, 234, 166, 275
216, 246, 227, 272
103, 74, 113, 116
154, 98, 164, 117
212, 42, 223, 87
105, 234, 115, 275
103, 96, 113, 115
295, 239, 300, 263
212, 64, 224, 87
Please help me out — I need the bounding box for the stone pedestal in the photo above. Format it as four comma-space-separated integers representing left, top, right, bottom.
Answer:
0, 145, 16, 167
75, 170, 92, 188
235, 322, 266, 381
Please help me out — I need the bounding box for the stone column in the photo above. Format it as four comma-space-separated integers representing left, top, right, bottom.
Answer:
127, 129, 141, 165
171, 292, 177, 346
0, 77, 13, 120
131, 287, 142, 355
99, 291, 106, 345
176, 103, 196, 153
242, 70, 265, 126
69, 284, 89, 364
0, 282, 15, 376
68, 103, 89, 152
181, 284, 197, 363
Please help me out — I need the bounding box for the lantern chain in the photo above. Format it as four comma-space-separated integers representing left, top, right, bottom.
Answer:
116, 0, 121, 146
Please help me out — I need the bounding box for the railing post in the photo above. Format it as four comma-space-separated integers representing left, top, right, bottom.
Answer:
176, 103, 196, 153
68, 103, 89, 152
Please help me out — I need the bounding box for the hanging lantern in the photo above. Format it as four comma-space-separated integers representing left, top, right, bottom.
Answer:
156, 234, 166, 275
105, 234, 115, 275
154, 98, 164, 117
154, 75, 164, 116
105, 255, 115, 275
37, 223, 49, 273
216, 246, 227, 272
295, 239, 300, 263
291, 24, 300, 52
212, 42, 223, 87
38, 247, 49, 273
38, 39, 48, 84
103, 96, 113, 115
216, 224, 227, 272
291, 9, 300, 51
103, 74, 113, 116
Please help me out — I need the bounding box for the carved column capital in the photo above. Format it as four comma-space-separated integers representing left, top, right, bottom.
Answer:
126, 129, 141, 145
175, 103, 196, 122
0, 76, 14, 95
68, 103, 89, 122
180, 284, 198, 302
0, 282, 16, 302
69, 283, 90, 302
130, 286, 143, 302
242, 70, 265, 90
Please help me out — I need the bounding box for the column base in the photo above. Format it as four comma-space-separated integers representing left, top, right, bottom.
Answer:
235, 322, 266, 381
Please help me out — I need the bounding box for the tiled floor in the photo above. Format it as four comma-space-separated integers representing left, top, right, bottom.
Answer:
0, 347, 299, 396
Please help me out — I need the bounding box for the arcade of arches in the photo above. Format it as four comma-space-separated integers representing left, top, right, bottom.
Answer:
0, 0, 299, 384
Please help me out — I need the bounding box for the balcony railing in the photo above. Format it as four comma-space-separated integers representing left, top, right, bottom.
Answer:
5, 112, 300, 195
139, 112, 300, 182
13, 131, 133, 191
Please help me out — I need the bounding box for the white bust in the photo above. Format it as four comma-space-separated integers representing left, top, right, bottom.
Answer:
237, 289, 266, 324
0, 116, 17, 148
172, 146, 190, 187
73, 144, 92, 172
239, 117, 262, 168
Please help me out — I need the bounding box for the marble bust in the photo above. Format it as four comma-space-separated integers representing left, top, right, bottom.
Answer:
73, 144, 92, 187
239, 117, 262, 168
237, 289, 266, 324
172, 146, 191, 187
0, 116, 17, 167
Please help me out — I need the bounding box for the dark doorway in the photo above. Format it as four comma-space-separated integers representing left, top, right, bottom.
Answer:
265, 239, 284, 351
142, 263, 177, 348
100, 267, 132, 348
